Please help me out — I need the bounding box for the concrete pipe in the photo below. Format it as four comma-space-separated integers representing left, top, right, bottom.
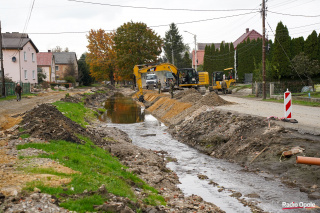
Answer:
296, 156, 320, 166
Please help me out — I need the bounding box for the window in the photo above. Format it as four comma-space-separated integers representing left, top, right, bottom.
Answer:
24, 70, 28, 79
32, 53, 35, 62
24, 51, 27, 61
55, 66, 59, 71
32, 70, 35, 79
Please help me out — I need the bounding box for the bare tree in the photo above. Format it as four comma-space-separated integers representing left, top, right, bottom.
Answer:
52, 46, 62, 52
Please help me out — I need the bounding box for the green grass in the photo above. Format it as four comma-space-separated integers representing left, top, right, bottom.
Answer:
20, 133, 30, 139
97, 108, 106, 113
230, 84, 252, 92
52, 101, 96, 127
0, 93, 37, 102
17, 135, 164, 212
301, 93, 320, 98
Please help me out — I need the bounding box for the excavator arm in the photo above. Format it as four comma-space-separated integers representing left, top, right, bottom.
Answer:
133, 63, 179, 100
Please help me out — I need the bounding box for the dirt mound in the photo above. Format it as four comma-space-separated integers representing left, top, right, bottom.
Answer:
21, 104, 98, 143
60, 96, 81, 103
174, 88, 199, 100
179, 92, 203, 104
199, 92, 232, 106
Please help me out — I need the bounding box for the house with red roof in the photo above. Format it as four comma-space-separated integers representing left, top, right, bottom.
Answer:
233, 28, 263, 49
191, 43, 221, 69
37, 51, 56, 82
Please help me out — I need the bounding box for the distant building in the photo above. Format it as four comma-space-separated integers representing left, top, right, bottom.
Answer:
233, 28, 263, 49
1, 32, 39, 84
191, 43, 222, 69
37, 51, 56, 82
53, 52, 78, 81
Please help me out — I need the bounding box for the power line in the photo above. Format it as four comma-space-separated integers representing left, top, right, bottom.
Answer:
268, 10, 320, 17
67, 0, 259, 12
26, 11, 258, 34
150, 11, 258, 28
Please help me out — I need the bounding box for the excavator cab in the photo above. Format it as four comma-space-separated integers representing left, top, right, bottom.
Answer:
178, 68, 199, 85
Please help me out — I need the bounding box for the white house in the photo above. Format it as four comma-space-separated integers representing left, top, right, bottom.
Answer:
1, 32, 39, 85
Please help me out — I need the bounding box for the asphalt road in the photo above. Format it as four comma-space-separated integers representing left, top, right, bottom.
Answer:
216, 95, 320, 134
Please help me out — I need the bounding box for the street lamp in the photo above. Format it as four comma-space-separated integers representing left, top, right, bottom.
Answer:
184, 31, 197, 71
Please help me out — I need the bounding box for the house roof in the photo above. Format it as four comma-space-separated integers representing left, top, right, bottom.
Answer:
37, 52, 53, 66
53, 52, 77, 64
197, 43, 221, 51
1, 32, 39, 52
233, 28, 263, 49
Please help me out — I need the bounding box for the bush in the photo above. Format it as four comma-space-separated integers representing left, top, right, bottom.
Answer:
64, 76, 76, 84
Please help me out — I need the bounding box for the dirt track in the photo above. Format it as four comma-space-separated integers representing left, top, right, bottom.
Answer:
217, 96, 320, 132
0, 89, 89, 130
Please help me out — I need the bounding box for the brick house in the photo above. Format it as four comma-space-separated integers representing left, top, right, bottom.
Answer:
53, 52, 78, 81
37, 51, 56, 82
1, 32, 39, 84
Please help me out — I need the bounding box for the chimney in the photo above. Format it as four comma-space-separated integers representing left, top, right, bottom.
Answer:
246, 28, 249, 33
48, 50, 51, 52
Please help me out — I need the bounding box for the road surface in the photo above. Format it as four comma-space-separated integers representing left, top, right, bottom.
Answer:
217, 96, 320, 135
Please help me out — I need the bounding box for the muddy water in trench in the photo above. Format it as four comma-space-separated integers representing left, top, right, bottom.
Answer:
102, 95, 316, 213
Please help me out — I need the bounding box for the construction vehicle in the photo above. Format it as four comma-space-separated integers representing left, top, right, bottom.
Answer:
145, 74, 158, 89
209, 67, 236, 94
133, 63, 209, 101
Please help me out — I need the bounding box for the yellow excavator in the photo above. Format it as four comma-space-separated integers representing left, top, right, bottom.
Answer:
133, 63, 209, 101
209, 67, 236, 94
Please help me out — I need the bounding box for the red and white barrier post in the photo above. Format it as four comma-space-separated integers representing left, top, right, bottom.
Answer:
284, 89, 292, 119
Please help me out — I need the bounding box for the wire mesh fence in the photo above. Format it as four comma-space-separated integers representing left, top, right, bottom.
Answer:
0, 82, 30, 97
252, 80, 313, 97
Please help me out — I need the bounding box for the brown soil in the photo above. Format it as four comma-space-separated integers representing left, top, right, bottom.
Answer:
141, 90, 320, 201
0, 87, 224, 212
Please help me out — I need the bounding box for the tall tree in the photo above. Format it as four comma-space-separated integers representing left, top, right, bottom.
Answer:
181, 51, 192, 68
272, 21, 291, 79
203, 45, 210, 71
291, 52, 319, 85
291, 37, 304, 59
163, 23, 185, 68
114, 21, 163, 79
86, 29, 116, 85
305, 30, 318, 61
78, 53, 94, 86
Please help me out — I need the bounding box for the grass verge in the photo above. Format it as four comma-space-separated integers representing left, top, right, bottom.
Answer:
17, 135, 165, 212
0, 93, 38, 102
52, 101, 96, 127
263, 98, 320, 107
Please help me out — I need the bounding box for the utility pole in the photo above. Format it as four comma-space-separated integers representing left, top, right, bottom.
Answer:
184, 31, 197, 71
194, 34, 197, 71
0, 21, 5, 97
171, 34, 174, 65
262, 0, 266, 100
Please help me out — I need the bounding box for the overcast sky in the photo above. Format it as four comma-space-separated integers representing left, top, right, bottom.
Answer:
1, 0, 320, 59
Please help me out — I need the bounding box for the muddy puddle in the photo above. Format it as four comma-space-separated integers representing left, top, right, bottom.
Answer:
103, 96, 318, 213
100, 93, 145, 123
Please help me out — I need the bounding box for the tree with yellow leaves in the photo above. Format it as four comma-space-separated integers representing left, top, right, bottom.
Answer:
86, 29, 117, 85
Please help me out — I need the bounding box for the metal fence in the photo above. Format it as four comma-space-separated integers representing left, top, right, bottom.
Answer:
252, 80, 313, 97
0, 82, 30, 97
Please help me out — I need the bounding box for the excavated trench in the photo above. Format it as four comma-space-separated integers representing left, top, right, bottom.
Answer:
101, 91, 320, 213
